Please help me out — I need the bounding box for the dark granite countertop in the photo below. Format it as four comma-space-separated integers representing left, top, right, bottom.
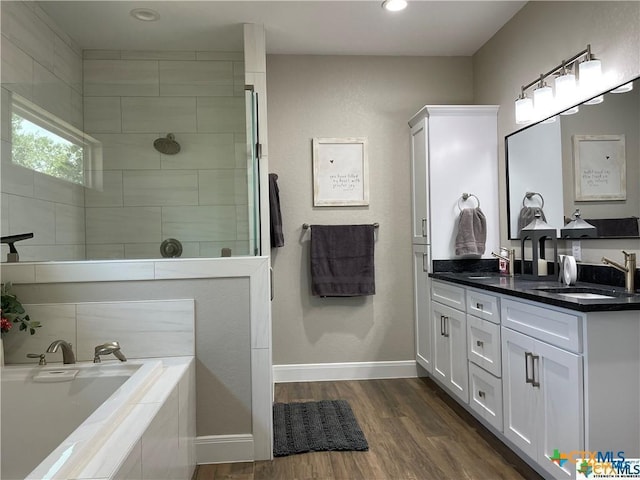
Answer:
429, 272, 640, 312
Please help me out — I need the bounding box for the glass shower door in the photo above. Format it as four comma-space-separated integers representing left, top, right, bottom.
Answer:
245, 88, 261, 256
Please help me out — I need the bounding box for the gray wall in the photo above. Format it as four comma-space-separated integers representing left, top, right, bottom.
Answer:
473, 1, 640, 261
267, 55, 473, 365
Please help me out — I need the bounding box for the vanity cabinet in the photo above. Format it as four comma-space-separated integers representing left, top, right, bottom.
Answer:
429, 276, 640, 480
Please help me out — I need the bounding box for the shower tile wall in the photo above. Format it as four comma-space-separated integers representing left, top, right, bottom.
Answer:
1, 1, 86, 261
1, 2, 249, 261
83, 50, 249, 259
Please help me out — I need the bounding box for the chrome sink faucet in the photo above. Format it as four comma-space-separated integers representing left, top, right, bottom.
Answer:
601, 251, 636, 293
93, 341, 127, 363
46, 340, 76, 364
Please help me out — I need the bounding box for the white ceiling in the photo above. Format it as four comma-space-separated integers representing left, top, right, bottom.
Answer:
37, 1, 526, 56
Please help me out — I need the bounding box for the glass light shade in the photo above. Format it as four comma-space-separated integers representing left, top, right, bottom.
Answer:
555, 72, 577, 104
584, 95, 604, 105
381, 0, 407, 11
533, 85, 553, 115
579, 58, 602, 92
515, 96, 533, 124
542, 115, 557, 124
560, 106, 579, 116
611, 81, 633, 93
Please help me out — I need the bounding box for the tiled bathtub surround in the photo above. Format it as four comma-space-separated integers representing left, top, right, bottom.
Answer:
83, 50, 249, 260
2, 298, 195, 364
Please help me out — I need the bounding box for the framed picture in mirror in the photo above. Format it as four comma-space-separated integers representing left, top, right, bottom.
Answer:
573, 134, 626, 201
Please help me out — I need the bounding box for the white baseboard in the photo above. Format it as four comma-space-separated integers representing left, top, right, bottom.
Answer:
273, 360, 419, 383
195, 434, 254, 464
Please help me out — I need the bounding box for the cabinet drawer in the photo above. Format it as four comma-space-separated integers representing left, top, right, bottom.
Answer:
467, 315, 501, 377
466, 289, 500, 324
468, 362, 503, 432
431, 281, 466, 311
501, 298, 582, 353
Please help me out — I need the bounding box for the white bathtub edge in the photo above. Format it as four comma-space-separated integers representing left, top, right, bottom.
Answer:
23, 357, 194, 480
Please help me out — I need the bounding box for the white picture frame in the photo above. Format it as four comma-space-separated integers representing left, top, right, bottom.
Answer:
573, 134, 626, 201
312, 137, 369, 206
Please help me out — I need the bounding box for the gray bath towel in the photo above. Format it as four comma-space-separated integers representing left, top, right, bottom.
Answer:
310, 225, 375, 297
455, 208, 486, 256
269, 173, 284, 248
517, 206, 546, 238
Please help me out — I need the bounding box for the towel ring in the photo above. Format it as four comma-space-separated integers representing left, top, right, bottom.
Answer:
457, 193, 480, 211
522, 191, 544, 209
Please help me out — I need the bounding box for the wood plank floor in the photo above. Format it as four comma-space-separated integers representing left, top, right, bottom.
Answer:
195, 377, 544, 480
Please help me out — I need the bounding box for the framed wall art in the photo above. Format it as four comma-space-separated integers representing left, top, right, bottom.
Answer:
312, 137, 369, 206
573, 134, 626, 201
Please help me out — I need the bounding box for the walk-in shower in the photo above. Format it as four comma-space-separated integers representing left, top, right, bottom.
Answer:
0, 4, 261, 262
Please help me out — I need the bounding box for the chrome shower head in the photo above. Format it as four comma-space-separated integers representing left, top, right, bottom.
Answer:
153, 133, 181, 155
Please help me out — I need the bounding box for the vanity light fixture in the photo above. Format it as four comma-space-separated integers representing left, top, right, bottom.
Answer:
514, 44, 603, 124
382, 0, 408, 12
130, 8, 160, 22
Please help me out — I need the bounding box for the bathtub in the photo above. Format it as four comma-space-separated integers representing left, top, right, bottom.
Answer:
1, 356, 195, 480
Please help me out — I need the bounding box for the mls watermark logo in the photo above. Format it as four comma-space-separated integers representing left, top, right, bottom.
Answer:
551, 449, 640, 479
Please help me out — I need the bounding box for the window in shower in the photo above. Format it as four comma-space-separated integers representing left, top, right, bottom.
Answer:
10, 93, 102, 187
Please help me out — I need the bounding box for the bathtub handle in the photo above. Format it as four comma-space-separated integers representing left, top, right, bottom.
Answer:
27, 353, 47, 365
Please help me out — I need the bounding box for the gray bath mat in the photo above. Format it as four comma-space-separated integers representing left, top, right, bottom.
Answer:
273, 399, 369, 457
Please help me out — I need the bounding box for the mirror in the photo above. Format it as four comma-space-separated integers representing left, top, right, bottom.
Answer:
506, 77, 640, 239
0, 3, 259, 262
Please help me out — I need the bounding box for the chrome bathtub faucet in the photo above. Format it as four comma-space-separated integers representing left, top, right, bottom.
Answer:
46, 340, 76, 364
93, 341, 127, 363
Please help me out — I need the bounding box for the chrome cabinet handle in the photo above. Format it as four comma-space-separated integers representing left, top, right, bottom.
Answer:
421, 218, 427, 237
476, 340, 484, 348
422, 253, 428, 272
443, 316, 450, 338
531, 354, 540, 388
440, 315, 445, 336
478, 390, 485, 398
525, 352, 533, 384
476, 302, 483, 310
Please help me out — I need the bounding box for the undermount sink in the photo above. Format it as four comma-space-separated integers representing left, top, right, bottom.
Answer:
533, 286, 634, 299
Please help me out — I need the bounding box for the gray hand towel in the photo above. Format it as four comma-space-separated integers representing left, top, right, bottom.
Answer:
517, 206, 546, 238
455, 207, 486, 256
310, 225, 375, 297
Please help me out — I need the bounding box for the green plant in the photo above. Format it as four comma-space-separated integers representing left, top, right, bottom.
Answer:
1, 282, 40, 335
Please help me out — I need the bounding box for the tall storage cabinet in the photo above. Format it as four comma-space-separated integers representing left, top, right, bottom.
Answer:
409, 105, 499, 376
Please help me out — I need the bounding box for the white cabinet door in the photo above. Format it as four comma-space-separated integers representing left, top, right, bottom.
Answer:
413, 244, 432, 373
503, 327, 583, 480
536, 340, 583, 480
431, 301, 468, 403
410, 118, 429, 245
448, 308, 469, 403
502, 327, 538, 460
432, 301, 451, 386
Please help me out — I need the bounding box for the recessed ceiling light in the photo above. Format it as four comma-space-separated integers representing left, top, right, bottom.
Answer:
382, 0, 408, 12
130, 8, 160, 22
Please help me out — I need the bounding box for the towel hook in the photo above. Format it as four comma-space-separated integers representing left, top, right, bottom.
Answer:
457, 193, 480, 211
522, 192, 544, 208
